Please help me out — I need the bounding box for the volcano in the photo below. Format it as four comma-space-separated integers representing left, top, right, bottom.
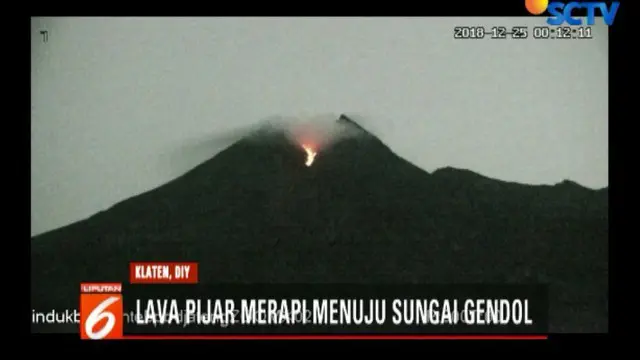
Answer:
30, 115, 608, 333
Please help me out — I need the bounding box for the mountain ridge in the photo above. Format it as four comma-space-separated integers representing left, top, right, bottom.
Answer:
31, 115, 605, 239
30, 114, 608, 333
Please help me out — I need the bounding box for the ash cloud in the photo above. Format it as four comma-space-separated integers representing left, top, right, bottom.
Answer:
249, 113, 367, 150
167, 113, 368, 177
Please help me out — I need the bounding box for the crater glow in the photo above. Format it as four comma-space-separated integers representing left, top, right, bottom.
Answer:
302, 144, 317, 167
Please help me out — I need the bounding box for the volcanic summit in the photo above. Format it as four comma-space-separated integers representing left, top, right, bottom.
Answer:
30, 114, 608, 332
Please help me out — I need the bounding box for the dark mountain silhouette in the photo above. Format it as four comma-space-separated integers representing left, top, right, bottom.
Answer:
31, 114, 608, 333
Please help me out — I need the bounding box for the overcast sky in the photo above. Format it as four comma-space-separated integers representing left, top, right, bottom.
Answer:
31, 17, 608, 237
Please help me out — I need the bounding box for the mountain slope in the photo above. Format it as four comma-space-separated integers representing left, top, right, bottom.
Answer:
30, 115, 608, 332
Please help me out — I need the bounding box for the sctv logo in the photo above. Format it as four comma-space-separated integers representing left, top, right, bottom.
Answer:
525, 0, 620, 26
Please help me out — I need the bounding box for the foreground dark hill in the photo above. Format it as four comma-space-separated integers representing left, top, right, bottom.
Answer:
31, 115, 608, 332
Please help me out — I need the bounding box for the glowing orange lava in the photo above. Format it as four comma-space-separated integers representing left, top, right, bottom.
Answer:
302, 144, 317, 167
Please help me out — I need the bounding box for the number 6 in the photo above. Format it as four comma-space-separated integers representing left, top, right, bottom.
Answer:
85, 296, 120, 339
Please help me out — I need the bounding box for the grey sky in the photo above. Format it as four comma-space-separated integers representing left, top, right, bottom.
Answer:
31, 17, 608, 237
